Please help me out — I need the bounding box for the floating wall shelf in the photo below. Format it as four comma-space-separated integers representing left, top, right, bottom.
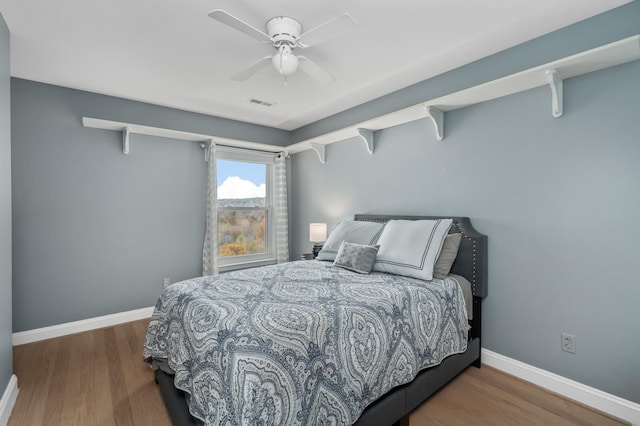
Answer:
83, 35, 639, 163
287, 35, 640, 158
82, 117, 286, 158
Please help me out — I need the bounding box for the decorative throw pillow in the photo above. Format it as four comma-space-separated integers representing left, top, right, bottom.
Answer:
373, 219, 453, 281
333, 242, 379, 274
316, 220, 385, 261
433, 233, 462, 279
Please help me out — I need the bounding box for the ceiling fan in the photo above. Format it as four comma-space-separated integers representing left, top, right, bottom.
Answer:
208, 9, 357, 84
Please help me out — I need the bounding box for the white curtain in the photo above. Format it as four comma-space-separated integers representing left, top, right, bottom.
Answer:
274, 153, 289, 263
202, 144, 219, 276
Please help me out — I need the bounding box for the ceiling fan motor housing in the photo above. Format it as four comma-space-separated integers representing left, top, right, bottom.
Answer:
208, 9, 345, 82
266, 16, 302, 47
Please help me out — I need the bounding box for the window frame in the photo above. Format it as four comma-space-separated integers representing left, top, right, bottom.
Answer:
215, 146, 277, 272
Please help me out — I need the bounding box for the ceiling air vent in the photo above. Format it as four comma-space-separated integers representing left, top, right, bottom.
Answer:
249, 98, 274, 107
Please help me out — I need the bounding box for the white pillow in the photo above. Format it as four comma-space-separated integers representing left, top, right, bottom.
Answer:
316, 220, 385, 261
373, 219, 453, 281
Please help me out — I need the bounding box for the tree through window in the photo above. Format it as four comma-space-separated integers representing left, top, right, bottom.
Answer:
215, 150, 275, 267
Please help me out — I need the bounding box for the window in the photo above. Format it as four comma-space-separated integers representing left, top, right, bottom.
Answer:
215, 147, 276, 269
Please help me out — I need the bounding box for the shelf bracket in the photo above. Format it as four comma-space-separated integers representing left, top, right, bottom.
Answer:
201, 139, 214, 162
122, 127, 131, 154
310, 143, 326, 164
425, 106, 444, 141
356, 128, 374, 154
546, 69, 563, 118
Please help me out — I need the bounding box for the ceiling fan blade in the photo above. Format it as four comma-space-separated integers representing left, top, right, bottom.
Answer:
297, 56, 335, 83
208, 9, 271, 43
299, 13, 357, 48
231, 56, 273, 81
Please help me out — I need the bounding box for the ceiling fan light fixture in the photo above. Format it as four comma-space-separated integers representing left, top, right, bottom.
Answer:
209, 9, 356, 83
272, 45, 299, 76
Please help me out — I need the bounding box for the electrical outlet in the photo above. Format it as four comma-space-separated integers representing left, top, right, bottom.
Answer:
163, 277, 170, 289
561, 333, 576, 354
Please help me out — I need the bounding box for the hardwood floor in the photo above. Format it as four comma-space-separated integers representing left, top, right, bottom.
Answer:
11, 319, 169, 426
411, 364, 627, 425
10, 319, 627, 426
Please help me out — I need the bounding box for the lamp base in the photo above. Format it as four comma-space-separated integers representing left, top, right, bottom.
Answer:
312, 244, 323, 259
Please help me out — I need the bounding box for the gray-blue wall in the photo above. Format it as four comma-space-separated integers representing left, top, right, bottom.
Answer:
290, 3, 640, 403
11, 79, 289, 331
7, 0, 640, 407
0, 13, 11, 393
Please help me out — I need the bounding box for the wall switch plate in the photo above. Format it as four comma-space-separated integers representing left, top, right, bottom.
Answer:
163, 277, 170, 289
561, 333, 576, 354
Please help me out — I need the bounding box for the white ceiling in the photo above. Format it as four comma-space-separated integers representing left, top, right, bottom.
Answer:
0, 0, 631, 130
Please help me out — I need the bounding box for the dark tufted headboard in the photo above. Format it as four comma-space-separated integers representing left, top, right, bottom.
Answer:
354, 214, 487, 298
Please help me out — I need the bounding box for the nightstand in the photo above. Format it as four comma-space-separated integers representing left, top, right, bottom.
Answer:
301, 253, 314, 260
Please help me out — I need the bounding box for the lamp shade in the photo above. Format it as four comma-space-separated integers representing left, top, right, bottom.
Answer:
272, 45, 299, 76
309, 223, 327, 243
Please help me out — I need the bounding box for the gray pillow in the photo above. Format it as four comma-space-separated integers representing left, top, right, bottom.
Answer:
433, 233, 462, 279
333, 242, 379, 274
373, 219, 452, 281
316, 220, 385, 261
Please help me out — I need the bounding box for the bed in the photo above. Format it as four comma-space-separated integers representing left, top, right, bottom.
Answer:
144, 214, 487, 425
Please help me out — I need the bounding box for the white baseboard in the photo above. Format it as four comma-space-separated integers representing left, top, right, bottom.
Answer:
482, 348, 640, 425
12, 306, 155, 346
0, 375, 18, 426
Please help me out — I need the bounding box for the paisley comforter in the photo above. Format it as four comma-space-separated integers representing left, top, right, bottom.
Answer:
143, 260, 469, 425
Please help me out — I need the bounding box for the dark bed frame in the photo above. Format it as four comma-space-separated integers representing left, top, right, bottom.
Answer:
154, 214, 487, 425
